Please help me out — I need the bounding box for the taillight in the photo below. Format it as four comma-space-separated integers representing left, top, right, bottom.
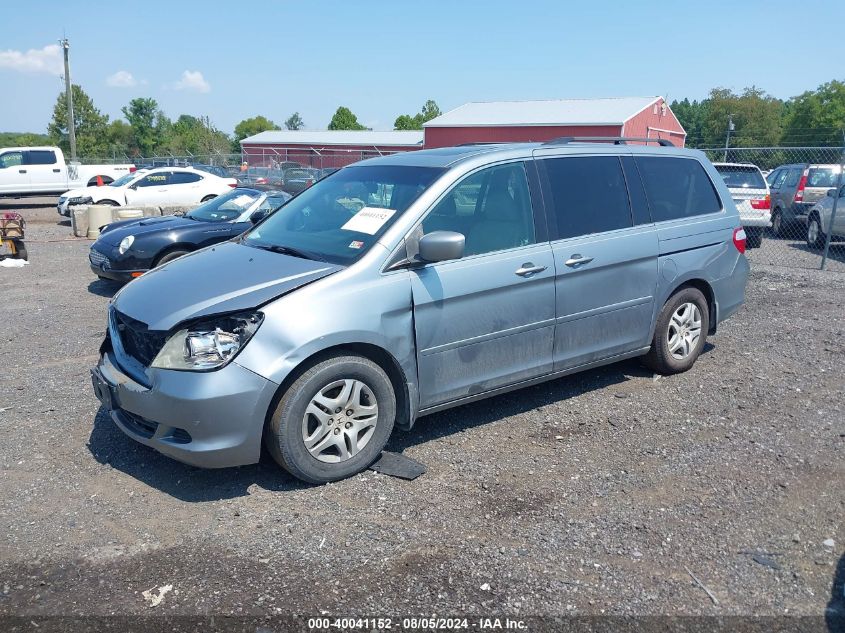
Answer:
129, 166, 137, 173
750, 194, 770, 210
306, 179, 314, 187
793, 169, 809, 202
733, 227, 747, 254
228, 183, 237, 188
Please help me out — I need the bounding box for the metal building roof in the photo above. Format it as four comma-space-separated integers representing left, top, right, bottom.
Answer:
240, 130, 424, 147
423, 97, 663, 128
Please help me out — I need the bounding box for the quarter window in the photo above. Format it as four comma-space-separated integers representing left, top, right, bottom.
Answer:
540, 156, 633, 239
634, 156, 722, 222
421, 162, 535, 257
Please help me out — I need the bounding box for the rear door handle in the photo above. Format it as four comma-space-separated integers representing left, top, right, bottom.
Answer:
564, 254, 594, 267
52, 168, 61, 173
515, 263, 547, 277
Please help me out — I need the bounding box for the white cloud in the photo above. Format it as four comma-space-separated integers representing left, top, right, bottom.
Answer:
172, 70, 210, 93
0, 44, 63, 75
106, 70, 137, 87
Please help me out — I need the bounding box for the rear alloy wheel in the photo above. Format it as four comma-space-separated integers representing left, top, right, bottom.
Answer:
265, 354, 395, 484
806, 215, 826, 250
643, 287, 709, 375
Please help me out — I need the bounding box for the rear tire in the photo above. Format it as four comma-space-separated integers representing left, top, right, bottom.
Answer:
154, 249, 190, 267
200, 195, 217, 203
806, 214, 826, 249
746, 227, 762, 249
770, 209, 783, 237
265, 354, 396, 484
98, 199, 119, 206
643, 287, 709, 375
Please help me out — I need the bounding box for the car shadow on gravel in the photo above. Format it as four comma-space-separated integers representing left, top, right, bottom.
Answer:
87, 278, 122, 298
828, 552, 845, 631
387, 357, 662, 454
788, 241, 845, 264
87, 408, 308, 502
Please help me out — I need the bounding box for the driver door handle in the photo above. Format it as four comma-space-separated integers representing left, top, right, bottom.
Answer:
515, 263, 547, 277
565, 254, 594, 267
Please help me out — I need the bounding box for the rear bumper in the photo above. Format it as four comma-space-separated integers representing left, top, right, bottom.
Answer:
92, 350, 278, 468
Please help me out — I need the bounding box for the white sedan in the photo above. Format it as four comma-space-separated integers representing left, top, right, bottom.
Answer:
58, 167, 236, 216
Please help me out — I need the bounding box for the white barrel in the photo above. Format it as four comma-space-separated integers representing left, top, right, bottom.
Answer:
117, 208, 144, 220
87, 205, 115, 239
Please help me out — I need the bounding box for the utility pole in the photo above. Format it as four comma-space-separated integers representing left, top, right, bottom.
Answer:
723, 114, 734, 162
60, 37, 77, 162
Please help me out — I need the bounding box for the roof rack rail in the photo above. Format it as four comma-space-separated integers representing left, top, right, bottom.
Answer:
456, 142, 504, 146
541, 136, 675, 147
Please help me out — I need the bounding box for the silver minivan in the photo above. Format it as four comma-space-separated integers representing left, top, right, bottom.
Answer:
91, 139, 750, 483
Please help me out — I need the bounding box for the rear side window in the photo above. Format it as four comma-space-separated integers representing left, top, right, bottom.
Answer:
784, 168, 801, 187
27, 150, 57, 165
635, 157, 722, 222
539, 156, 632, 239
170, 172, 203, 185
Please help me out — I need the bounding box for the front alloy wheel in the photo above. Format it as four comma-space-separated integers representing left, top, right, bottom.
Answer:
266, 354, 395, 483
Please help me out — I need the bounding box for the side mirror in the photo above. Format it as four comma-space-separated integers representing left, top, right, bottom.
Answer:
826, 188, 836, 198
418, 231, 465, 263
249, 209, 269, 224
128, 183, 138, 190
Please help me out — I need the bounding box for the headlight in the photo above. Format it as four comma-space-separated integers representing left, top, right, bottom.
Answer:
151, 311, 263, 371
118, 235, 134, 254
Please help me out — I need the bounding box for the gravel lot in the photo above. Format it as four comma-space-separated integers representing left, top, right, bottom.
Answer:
1, 198, 843, 627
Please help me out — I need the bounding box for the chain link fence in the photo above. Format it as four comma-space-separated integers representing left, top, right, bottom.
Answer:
698, 146, 845, 272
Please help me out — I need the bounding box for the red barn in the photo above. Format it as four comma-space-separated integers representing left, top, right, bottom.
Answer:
423, 96, 686, 148
240, 130, 424, 169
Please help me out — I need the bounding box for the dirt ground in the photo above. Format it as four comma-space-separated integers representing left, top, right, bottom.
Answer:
1, 198, 843, 630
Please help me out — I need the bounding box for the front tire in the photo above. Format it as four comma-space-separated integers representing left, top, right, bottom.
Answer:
265, 354, 396, 484
806, 214, 826, 249
154, 249, 189, 267
200, 194, 217, 203
643, 287, 709, 375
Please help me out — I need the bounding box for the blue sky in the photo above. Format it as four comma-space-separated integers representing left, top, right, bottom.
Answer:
1, 0, 843, 135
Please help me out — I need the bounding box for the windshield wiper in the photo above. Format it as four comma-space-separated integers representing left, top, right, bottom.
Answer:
250, 242, 323, 261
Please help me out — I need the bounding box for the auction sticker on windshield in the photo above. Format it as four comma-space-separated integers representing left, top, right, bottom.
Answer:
341, 207, 396, 235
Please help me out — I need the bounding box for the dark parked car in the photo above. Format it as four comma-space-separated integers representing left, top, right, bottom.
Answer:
767, 163, 842, 236
237, 167, 286, 188
89, 187, 290, 282
192, 164, 229, 178
281, 168, 320, 195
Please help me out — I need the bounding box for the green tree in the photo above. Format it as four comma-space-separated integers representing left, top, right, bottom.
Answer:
328, 106, 368, 131
394, 99, 442, 130
121, 97, 163, 156
104, 120, 133, 158
285, 112, 304, 130
700, 87, 783, 148
233, 115, 280, 143
48, 84, 110, 158
782, 80, 845, 146
670, 98, 709, 147
0, 132, 51, 146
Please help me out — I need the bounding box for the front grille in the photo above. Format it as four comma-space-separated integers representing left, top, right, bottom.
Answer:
112, 309, 168, 367
89, 248, 109, 268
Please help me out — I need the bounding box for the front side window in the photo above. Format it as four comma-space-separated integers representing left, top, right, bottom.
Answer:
137, 172, 169, 187
540, 156, 632, 239
635, 156, 722, 222
771, 169, 788, 190
0, 152, 23, 169
421, 162, 535, 257
243, 165, 444, 264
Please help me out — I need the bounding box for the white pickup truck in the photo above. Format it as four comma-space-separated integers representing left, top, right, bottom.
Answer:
0, 146, 135, 198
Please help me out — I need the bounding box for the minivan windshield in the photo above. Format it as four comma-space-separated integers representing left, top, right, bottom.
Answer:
242, 165, 444, 264
715, 166, 766, 189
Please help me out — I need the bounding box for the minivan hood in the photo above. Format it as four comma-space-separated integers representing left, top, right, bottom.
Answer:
112, 241, 343, 331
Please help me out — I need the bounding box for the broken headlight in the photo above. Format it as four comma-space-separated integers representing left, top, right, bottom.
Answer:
151, 311, 263, 371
